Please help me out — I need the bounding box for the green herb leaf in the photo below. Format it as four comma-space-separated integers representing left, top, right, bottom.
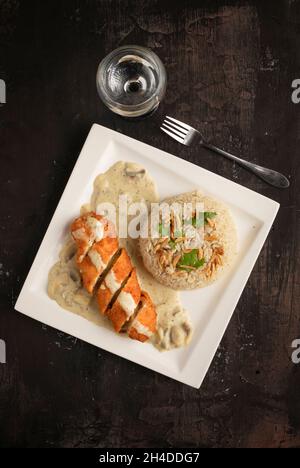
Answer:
174, 228, 183, 238
168, 239, 176, 250
204, 212, 217, 223
158, 222, 170, 237
177, 249, 205, 270
191, 212, 217, 228
192, 216, 203, 228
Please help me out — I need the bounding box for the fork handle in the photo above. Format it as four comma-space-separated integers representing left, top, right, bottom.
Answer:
202, 142, 290, 189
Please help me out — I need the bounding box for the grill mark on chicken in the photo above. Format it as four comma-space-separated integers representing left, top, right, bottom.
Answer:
128, 291, 157, 342
97, 248, 133, 315
107, 268, 141, 333
104, 270, 133, 318
92, 248, 122, 294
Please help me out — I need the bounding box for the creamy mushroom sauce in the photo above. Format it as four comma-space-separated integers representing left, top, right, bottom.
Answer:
48, 161, 193, 351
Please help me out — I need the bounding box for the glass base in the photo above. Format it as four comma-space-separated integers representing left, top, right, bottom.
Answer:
97, 46, 167, 119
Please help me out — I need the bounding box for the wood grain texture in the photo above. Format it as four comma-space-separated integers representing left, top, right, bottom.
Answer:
0, 0, 299, 448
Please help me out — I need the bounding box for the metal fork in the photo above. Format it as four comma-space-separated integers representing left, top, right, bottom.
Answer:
161, 116, 290, 189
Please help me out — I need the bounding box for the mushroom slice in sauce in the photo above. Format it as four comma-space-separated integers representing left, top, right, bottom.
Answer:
125, 169, 146, 177
107, 268, 141, 333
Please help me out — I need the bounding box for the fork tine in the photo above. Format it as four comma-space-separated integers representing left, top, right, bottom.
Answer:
162, 122, 186, 139
165, 115, 191, 131
163, 119, 188, 136
160, 126, 184, 144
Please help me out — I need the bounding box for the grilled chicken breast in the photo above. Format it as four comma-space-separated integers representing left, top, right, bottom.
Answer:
70, 212, 157, 344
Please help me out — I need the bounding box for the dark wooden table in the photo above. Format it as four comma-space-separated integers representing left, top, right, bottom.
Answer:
0, 0, 299, 448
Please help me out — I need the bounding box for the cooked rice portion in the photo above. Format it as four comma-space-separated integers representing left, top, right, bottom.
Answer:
139, 190, 238, 290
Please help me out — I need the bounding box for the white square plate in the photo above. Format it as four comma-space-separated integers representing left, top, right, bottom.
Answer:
15, 124, 279, 388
